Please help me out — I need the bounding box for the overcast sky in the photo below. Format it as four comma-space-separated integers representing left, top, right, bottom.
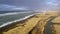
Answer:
0, 0, 60, 11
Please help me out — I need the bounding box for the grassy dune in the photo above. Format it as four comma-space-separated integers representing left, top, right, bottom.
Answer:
1, 11, 60, 34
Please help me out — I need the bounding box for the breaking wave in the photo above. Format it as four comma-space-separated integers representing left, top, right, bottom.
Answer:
0, 12, 32, 16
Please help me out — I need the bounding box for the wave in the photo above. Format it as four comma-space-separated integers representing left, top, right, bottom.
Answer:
0, 14, 35, 28
0, 12, 32, 16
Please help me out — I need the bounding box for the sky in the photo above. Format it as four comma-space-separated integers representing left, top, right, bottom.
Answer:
0, 0, 60, 11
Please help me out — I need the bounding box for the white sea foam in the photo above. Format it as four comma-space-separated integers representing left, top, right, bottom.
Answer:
0, 14, 35, 28
0, 12, 32, 16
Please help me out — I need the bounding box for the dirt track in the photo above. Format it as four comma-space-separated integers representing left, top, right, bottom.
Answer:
1, 11, 60, 34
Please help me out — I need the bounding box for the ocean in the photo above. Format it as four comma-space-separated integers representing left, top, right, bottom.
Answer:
0, 11, 35, 26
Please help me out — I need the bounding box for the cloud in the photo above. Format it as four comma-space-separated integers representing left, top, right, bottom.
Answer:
11, 7, 28, 10
0, 4, 28, 11
0, 0, 60, 11
43, 0, 60, 11
47, 2, 59, 6
0, 4, 16, 8
46, 0, 59, 6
